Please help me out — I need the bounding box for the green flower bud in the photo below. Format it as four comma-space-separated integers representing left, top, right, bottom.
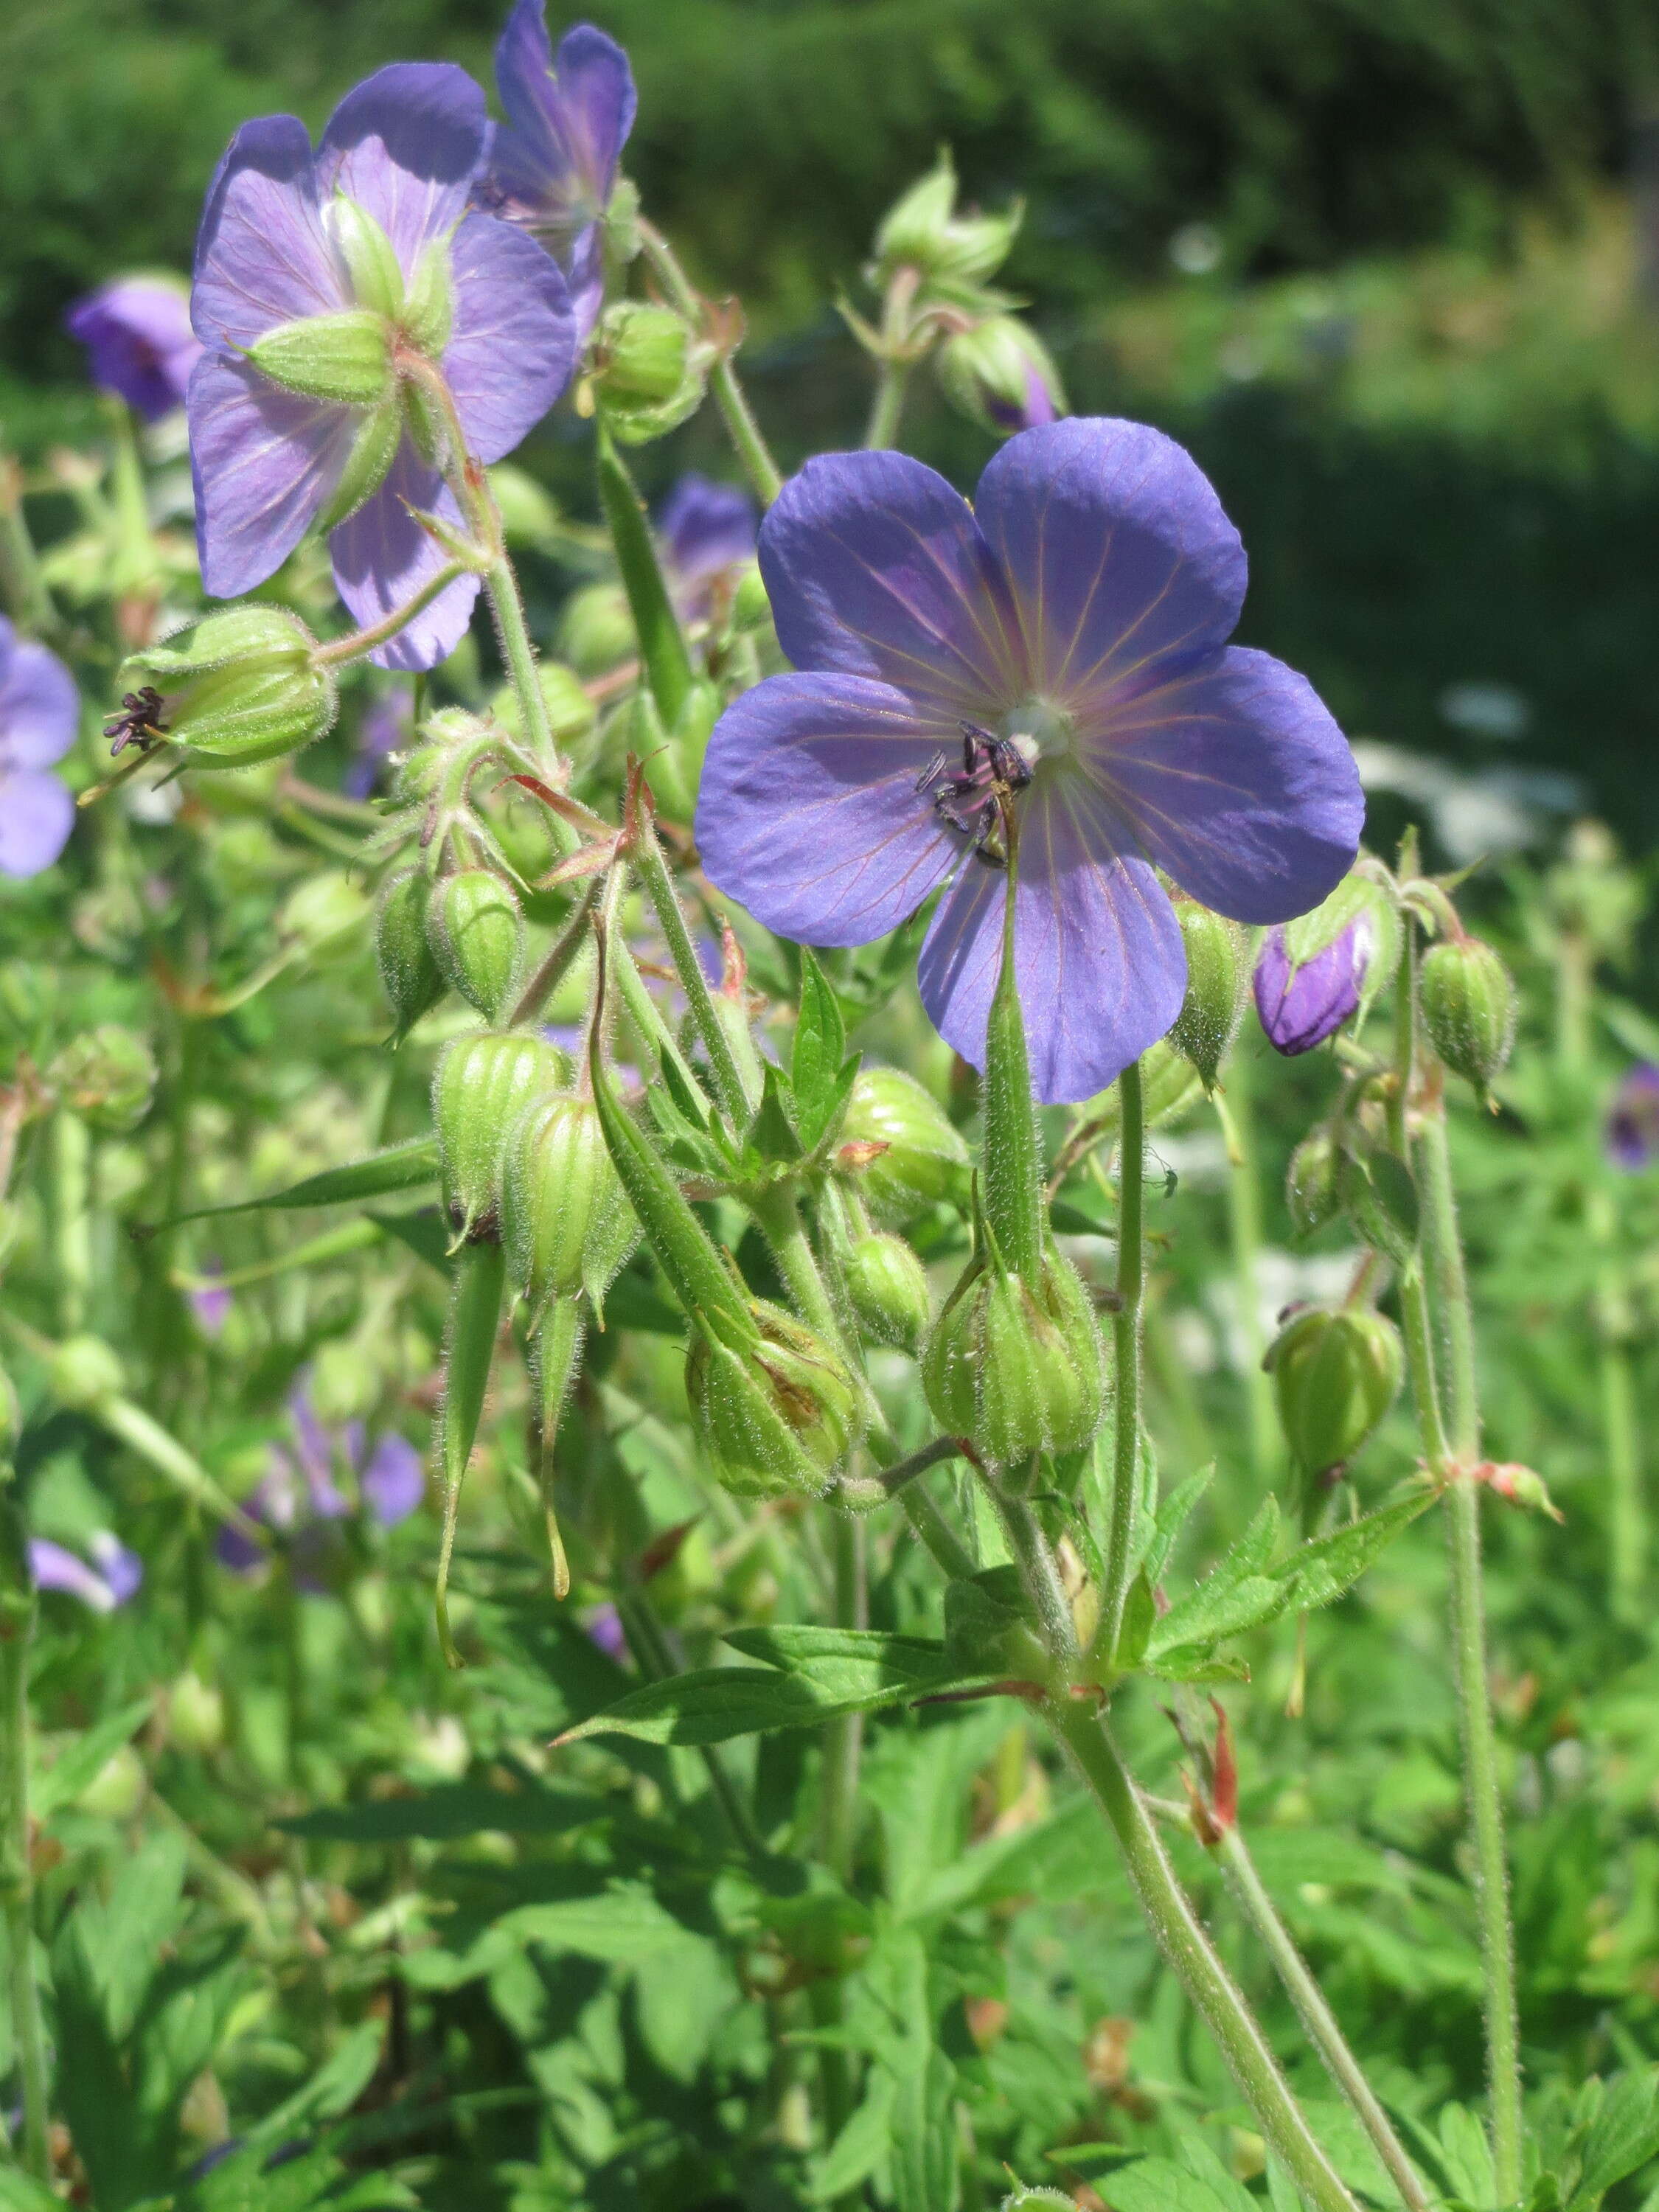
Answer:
591, 301, 708, 445
923, 1243, 1104, 1465
429, 869, 524, 1024
434, 1031, 565, 1237
487, 464, 560, 549
1285, 1126, 1343, 1238
248, 308, 394, 406
324, 197, 405, 319
1266, 1306, 1403, 1487
488, 661, 597, 753
116, 608, 337, 766
1419, 936, 1517, 1100
559, 581, 635, 675
278, 869, 372, 963
76, 1744, 147, 1821
167, 1671, 227, 1756
503, 1093, 638, 1317
49, 1333, 125, 1412
1167, 902, 1249, 1091
686, 1298, 866, 1499
936, 316, 1064, 437
838, 1066, 970, 1222
48, 1025, 157, 1133
377, 866, 448, 1041
731, 563, 771, 633
844, 1228, 932, 1353
873, 151, 1020, 290
309, 1338, 377, 1426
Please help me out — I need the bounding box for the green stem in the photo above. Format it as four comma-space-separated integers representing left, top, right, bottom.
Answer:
52, 1107, 94, 1337
97, 1394, 266, 1546
633, 813, 753, 1125
899, 1481, 978, 1582
0, 456, 55, 635
813, 1511, 867, 2161
751, 1184, 846, 1352
636, 220, 784, 507
0, 1492, 52, 2180
1599, 1321, 1643, 1627
863, 359, 911, 450
315, 560, 471, 667
485, 554, 568, 796
1214, 1046, 1281, 1483
1100, 1058, 1144, 1660
990, 1479, 1078, 1667
533, 1301, 585, 1599
509, 879, 602, 1031
863, 265, 922, 451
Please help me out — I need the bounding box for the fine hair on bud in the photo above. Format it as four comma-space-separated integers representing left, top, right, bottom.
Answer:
434, 1032, 566, 1242
837, 1065, 971, 1223
428, 869, 526, 1026
1419, 936, 1517, 1101
1167, 901, 1249, 1091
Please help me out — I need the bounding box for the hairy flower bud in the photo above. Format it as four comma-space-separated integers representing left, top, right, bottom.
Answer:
838, 1066, 970, 1222
115, 608, 337, 767
936, 316, 1062, 437
923, 1243, 1103, 1465
248, 308, 394, 406
873, 152, 1021, 290
686, 1299, 866, 1499
1266, 1306, 1402, 1488
428, 869, 524, 1025
48, 1025, 157, 1133
434, 1031, 564, 1238
1285, 1126, 1343, 1238
844, 1228, 932, 1354
377, 866, 448, 1042
1419, 936, 1516, 1101
49, 1333, 125, 1412
503, 1093, 638, 1317
591, 301, 708, 444
1167, 902, 1248, 1091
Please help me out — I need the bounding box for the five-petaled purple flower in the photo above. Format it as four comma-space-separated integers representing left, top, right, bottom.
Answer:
696, 419, 1363, 1102
218, 1385, 425, 1580
30, 1532, 144, 1614
1607, 1065, 1659, 1173
1253, 914, 1372, 1057
66, 278, 204, 421
0, 616, 79, 880
658, 473, 757, 624
189, 63, 576, 669
479, 4, 636, 344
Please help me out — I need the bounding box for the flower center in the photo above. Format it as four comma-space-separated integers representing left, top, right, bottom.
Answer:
997, 695, 1074, 768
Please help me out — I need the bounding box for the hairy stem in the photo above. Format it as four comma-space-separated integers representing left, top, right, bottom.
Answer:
1099, 1057, 1144, 1659
633, 811, 754, 1125
637, 219, 784, 507
1213, 1044, 1281, 1482
314, 560, 471, 667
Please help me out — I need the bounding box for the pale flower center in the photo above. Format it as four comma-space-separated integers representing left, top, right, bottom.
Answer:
997, 696, 1075, 772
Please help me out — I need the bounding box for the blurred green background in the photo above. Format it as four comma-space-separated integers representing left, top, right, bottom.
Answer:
4, 0, 1659, 838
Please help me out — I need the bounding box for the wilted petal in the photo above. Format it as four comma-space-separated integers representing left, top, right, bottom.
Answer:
361, 1434, 425, 1526
0, 768, 74, 879
189, 354, 356, 597
917, 775, 1186, 1103
192, 115, 344, 352
1089, 645, 1363, 923
0, 622, 79, 767
759, 452, 1022, 713
973, 418, 1247, 706
328, 443, 481, 671
317, 64, 487, 272
696, 672, 962, 946
445, 209, 576, 462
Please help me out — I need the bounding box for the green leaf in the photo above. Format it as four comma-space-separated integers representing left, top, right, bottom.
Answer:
141, 1135, 439, 1231
34, 1695, 153, 1820
497, 1882, 701, 1964
0, 2178, 63, 2212
1137, 1464, 1215, 1587
279, 1783, 609, 1843
1573, 2069, 1659, 2205
749, 1057, 805, 1164
1147, 1573, 1289, 1663
1437, 2102, 1498, 2211
1276, 1493, 1432, 1611
1105, 2157, 1251, 2212
813, 2068, 897, 2201
793, 947, 847, 1114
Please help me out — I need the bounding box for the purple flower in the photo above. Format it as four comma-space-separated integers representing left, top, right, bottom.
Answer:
695, 420, 1363, 1102
585, 1602, 628, 1661
189, 1259, 232, 1337
1607, 1065, 1659, 1172
0, 617, 78, 879
218, 1385, 425, 1574
658, 473, 757, 623
1253, 917, 1371, 1056
480, 6, 636, 343
65, 277, 204, 421
360, 1433, 425, 1526
29, 1533, 144, 1613
189, 64, 577, 670
345, 687, 411, 798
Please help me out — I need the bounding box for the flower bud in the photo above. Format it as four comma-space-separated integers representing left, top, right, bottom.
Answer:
936, 316, 1062, 437
278, 869, 373, 964
1419, 936, 1516, 1100
48, 1025, 156, 1133
428, 869, 524, 1025
837, 1066, 970, 1222
1285, 1126, 1343, 1238
731, 564, 771, 633
559, 582, 635, 675
487, 464, 560, 549
488, 662, 597, 754
873, 152, 1020, 290
590, 301, 707, 445
115, 608, 337, 767
167, 1671, 227, 1756
49, 1333, 125, 1412
503, 1093, 638, 1317
76, 1743, 147, 1821
434, 1031, 564, 1237
923, 1244, 1103, 1465
686, 1299, 866, 1499
377, 866, 447, 1041
844, 1228, 932, 1354
248, 308, 394, 406
1167, 902, 1248, 1091
1266, 1307, 1402, 1485
1254, 916, 1369, 1057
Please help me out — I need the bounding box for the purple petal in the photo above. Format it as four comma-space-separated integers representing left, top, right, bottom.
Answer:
585, 1602, 629, 1662
1253, 922, 1367, 1056
759, 452, 1023, 713
328, 444, 481, 672
0, 623, 79, 768
29, 1539, 122, 1613
0, 768, 74, 879
88, 1532, 144, 1606
490, 12, 636, 243
973, 418, 1246, 708
1607, 1065, 1659, 1172
696, 672, 962, 947
917, 778, 1186, 1103
443, 209, 576, 463
1086, 646, 1363, 925
189, 1265, 232, 1336
189, 353, 356, 597
659, 473, 757, 619
66, 279, 203, 421
316, 64, 487, 275
192, 114, 344, 352
361, 1434, 425, 1526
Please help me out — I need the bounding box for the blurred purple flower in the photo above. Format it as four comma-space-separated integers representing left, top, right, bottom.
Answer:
218, 1384, 424, 1576
66, 278, 203, 421
1253, 916, 1371, 1057
29, 1532, 144, 1613
189, 1259, 232, 1337
1607, 1065, 1659, 1172
657, 473, 757, 624
345, 688, 412, 798
480, 5, 636, 343
696, 419, 1363, 1102
189, 64, 576, 670
585, 1602, 627, 1661
360, 1433, 425, 1526
0, 616, 78, 879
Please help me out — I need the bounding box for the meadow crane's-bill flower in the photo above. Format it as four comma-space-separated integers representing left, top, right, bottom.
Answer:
658, 471, 757, 623
0, 616, 79, 879
1253, 912, 1373, 1056
187, 63, 576, 669
66, 276, 204, 421
695, 417, 1363, 1102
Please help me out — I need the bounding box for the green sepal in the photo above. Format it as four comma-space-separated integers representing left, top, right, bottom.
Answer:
595, 425, 695, 727
981, 874, 1044, 1283
248, 308, 393, 405
316, 398, 402, 533
400, 237, 456, 358
324, 195, 405, 319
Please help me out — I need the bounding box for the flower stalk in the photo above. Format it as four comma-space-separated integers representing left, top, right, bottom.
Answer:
1100, 1056, 1144, 1660
0, 1483, 52, 2181
636, 219, 783, 507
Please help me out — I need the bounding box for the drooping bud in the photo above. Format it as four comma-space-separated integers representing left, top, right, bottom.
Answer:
590, 301, 708, 445
1419, 936, 1516, 1102
1285, 1126, 1343, 1237
1265, 1306, 1403, 1491
377, 866, 448, 1042
936, 316, 1062, 437
503, 1093, 639, 1318
1336, 1130, 1419, 1267
248, 309, 394, 406
686, 1299, 866, 1500
428, 869, 524, 1025
48, 1334, 125, 1413
433, 1031, 564, 1238
837, 1066, 970, 1222
872, 151, 1021, 291
731, 565, 771, 634
1254, 918, 1369, 1057
48, 1025, 157, 1133
843, 1228, 932, 1354
167, 1672, 228, 1756
1167, 902, 1248, 1091
923, 1242, 1104, 1467
114, 608, 337, 767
